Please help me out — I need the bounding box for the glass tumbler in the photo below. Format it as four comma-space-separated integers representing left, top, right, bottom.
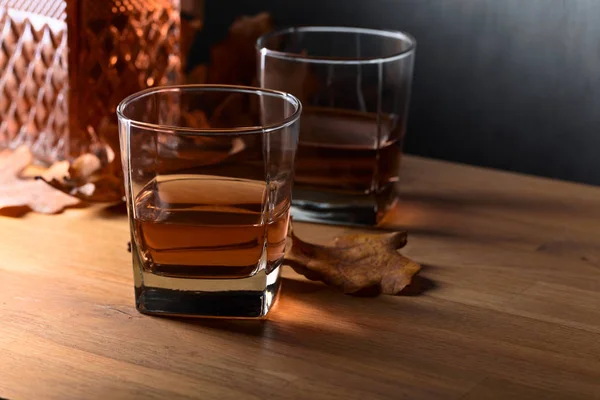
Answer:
117, 85, 301, 318
257, 27, 415, 226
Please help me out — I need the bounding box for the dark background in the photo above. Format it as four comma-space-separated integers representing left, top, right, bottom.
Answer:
198, 0, 600, 185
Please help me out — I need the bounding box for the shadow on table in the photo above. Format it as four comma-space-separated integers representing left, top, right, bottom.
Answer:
129, 271, 464, 395
0, 206, 30, 218
96, 202, 128, 218
0, 203, 87, 218
165, 270, 439, 355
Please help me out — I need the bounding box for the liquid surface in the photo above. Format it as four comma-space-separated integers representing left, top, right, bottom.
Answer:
133, 175, 290, 279
295, 107, 403, 194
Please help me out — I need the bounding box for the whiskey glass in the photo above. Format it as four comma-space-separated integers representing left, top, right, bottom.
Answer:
117, 85, 301, 318
257, 27, 415, 226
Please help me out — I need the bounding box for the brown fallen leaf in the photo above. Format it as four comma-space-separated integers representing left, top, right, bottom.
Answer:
181, 16, 204, 73
69, 153, 102, 182
181, 109, 211, 130
285, 229, 421, 296
0, 147, 80, 214
41, 143, 124, 203
210, 92, 256, 129
207, 12, 273, 86
44, 172, 123, 203
186, 65, 207, 84
39, 160, 70, 182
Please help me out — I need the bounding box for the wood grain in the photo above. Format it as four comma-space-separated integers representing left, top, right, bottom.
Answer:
1, 156, 600, 399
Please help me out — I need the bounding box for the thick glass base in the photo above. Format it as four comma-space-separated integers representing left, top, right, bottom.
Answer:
131, 244, 281, 318
291, 187, 396, 226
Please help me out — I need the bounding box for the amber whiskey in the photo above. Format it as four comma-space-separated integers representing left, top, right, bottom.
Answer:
292, 107, 403, 225
133, 174, 290, 280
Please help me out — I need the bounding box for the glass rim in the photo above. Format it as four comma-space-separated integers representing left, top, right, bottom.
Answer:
256, 26, 416, 65
117, 84, 302, 135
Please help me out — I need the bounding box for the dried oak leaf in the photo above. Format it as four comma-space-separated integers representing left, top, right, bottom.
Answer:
285, 230, 421, 296
0, 147, 80, 214
210, 92, 255, 129
42, 144, 124, 203
44, 171, 123, 203
69, 153, 102, 182
186, 64, 207, 85
208, 12, 273, 86
181, 17, 204, 72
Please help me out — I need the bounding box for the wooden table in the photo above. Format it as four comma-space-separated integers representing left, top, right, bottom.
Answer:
1, 156, 600, 400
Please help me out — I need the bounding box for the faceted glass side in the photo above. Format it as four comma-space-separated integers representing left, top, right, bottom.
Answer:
0, 0, 181, 163
68, 0, 182, 159
0, 0, 69, 163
